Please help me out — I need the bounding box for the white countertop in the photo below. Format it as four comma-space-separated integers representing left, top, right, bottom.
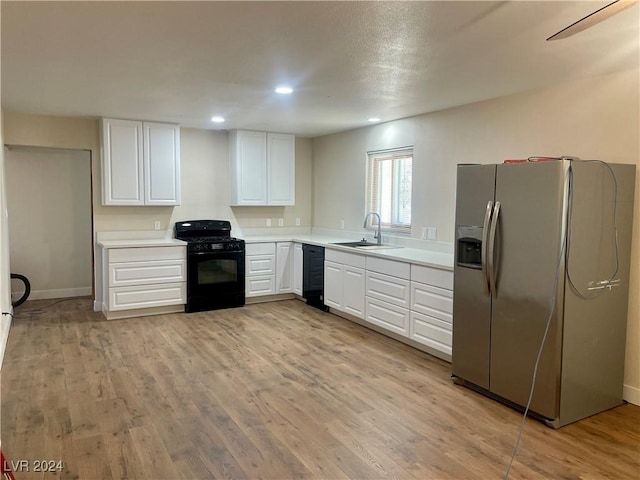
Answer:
244, 234, 454, 271
98, 238, 187, 248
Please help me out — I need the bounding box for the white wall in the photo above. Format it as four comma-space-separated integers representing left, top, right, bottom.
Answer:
312, 68, 640, 404
0, 112, 13, 367
5, 147, 92, 299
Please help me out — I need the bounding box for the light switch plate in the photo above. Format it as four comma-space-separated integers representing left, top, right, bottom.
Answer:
421, 227, 427, 240
340, 220, 345, 229
154, 221, 161, 230
295, 217, 301, 226
427, 227, 437, 240
278, 218, 284, 227
266, 218, 271, 227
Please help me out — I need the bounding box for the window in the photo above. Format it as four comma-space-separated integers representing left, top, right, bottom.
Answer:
367, 147, 413, 234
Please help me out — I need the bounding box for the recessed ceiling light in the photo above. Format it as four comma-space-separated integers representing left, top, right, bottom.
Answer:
275, 86, 293, 94
368, 117, 381, 123
211, 116, 225, 123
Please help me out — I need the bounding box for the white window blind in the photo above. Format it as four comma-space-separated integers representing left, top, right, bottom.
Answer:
367, 147, 413, 233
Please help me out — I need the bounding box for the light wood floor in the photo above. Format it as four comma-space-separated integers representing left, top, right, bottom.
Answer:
1, 298, 638, 479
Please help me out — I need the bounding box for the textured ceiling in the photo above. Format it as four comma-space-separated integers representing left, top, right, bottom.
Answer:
1, 1, 638, 137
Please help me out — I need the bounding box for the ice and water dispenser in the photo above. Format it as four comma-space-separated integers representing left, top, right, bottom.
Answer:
456, 226, 483, 268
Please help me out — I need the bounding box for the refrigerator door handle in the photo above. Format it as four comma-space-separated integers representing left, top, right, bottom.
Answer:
488, 201, 501, 298
481, 200, 493, 294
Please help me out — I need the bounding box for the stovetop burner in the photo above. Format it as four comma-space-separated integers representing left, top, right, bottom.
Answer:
174, 220, 245, 252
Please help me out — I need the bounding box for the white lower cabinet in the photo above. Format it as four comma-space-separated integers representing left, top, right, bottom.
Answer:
246, 243, 276, 297
324, 250, 365, 319
101, 244, 186, 318
364, 256, 410, 336
409, 264, 454, 357
245, 241, 295, 298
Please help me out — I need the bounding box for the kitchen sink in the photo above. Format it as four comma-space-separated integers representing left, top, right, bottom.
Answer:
330, 241, 402, 250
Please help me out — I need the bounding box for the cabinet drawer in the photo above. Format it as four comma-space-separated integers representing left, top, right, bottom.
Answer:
325, 249, 366, 268
366, 256, 410, 279
365, 298, 409, 337
246, 275, 276, 297
246, 255, 275, 276
410, 311, 452, 355
109, 282, 185, 311
366, 271, 410, 308
411, 264, 453, 290
108, 246, 185, 263
410, 282, 453, 322
109, 260, 186, 287
246, 242, 276, 255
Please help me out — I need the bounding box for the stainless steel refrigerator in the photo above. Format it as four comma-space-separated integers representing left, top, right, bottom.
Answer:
451, 160, 635, 428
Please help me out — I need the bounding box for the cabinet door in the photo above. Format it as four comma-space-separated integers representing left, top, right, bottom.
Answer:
230, 130, 268, 205
267, 133, 295, 205
324, 261, 343, 310
293, 243, 303, 295
101, 118, 144, 205
343, 266, 365, 319
276, 242, 293, 294
144, 122, 181, 205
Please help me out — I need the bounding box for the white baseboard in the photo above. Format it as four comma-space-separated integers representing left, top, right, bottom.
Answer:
0, 307, 14, 369
13, 287, 92, 302
623, 384, 640, 406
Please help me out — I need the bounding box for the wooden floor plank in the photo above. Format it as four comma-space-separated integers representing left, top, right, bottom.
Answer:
1, 297, 639, 479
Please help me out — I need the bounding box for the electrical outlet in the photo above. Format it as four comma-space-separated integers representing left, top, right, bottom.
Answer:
421, 227, 427, 240
278, 218, 284, 227
154, 221, 161, 231
340, 220, 345, 230
427, 227, 437, 241
266, 218, 272, 227
295, 217, 301, 227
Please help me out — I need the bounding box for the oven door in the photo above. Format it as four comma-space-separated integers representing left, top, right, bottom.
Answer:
187, 250, 245, 311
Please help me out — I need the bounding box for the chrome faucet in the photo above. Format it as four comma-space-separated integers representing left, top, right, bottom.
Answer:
363, 212, 382, 245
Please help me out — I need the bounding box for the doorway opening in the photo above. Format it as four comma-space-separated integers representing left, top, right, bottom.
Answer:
4, 145, 93, 302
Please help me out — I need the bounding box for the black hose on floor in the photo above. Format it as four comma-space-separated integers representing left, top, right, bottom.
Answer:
10, 273, 30, 308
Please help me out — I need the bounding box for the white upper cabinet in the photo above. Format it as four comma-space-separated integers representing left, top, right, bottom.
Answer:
101, 118, 181, 206
144, 122, 181, 206
267, 133, 295, 205
229, 130, 295, 206
101, 119, 144, 205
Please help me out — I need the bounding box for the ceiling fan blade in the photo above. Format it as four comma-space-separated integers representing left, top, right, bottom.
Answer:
547, 0, 637, 41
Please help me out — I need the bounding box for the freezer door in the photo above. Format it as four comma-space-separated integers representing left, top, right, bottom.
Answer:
452, 164, 496, 389
490, 161, 566, 419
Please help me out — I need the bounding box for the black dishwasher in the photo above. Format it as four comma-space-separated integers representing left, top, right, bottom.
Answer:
302, 244, 328, 311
